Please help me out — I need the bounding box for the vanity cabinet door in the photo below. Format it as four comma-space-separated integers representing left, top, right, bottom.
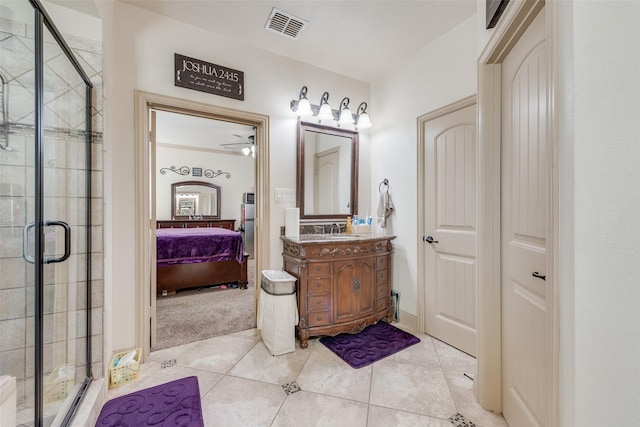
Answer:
333, 257, 376, 323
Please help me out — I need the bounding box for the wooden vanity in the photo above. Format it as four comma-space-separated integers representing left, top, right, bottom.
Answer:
282, 234, 395, 348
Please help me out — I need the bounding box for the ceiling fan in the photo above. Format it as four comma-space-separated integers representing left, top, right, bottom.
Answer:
220, 134, 255, 156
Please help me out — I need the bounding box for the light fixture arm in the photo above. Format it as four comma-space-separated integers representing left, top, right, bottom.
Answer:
320, 91, 330, 106
357, 102, 368, 115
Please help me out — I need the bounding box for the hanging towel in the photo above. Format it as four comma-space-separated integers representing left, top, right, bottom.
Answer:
377, 189, 395, 228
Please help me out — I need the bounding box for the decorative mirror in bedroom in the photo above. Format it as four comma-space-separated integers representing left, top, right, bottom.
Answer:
171, 181, 221, 219
296, 121, 358, 220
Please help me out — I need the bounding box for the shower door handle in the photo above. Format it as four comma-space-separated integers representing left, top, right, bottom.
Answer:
23, 222, 36, 264
23, 220, 71, 264
44, 220, 71, 264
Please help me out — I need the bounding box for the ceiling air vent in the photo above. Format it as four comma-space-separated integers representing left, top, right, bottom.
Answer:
265, 8, 308, 40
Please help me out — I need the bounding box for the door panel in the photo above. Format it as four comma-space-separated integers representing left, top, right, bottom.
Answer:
424, 103, 477, 356
334, 260, 356, 322
501, 8, 550, 427
356, 257, 375, 317
314, 148, 340, 214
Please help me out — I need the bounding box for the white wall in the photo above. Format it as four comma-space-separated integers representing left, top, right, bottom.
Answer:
155, 146, 254, 224
370, 16, 478, 316
102, 1, 370, 352
557, 2, 640, 425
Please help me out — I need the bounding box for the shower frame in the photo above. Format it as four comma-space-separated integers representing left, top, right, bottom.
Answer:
29, 0, 94, 425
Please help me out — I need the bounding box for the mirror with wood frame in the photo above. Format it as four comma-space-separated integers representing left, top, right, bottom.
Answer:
296, 121, 358, 220
171, 181, 221, 219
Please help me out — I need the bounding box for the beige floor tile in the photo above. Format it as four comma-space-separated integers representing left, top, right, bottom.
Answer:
271, 390, 368, 427
95, 326, 506, 427
296, 347, 372, 403
444, 370, 508, 427
201, 376, 285, 427
229, 340, 311, 384
176, 334, 256, 374
384, 333, 441, 369
370, 359, 456, 419
134, 364, 223, 399
367, 405, 453, 426
433, 338, 477, 374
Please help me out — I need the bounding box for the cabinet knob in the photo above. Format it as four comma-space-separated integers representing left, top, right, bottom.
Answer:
316, 266, 322, 271
317, 299, 322, 304
317, 316, 322, 321
353, 279, 361, 294
316, 283, 321, 288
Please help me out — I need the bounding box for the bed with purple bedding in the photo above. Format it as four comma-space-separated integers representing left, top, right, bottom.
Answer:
156, 227, 248, 294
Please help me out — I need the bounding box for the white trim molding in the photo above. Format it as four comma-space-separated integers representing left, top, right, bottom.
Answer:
476, 2, 559, 426
134, 90, 270, 360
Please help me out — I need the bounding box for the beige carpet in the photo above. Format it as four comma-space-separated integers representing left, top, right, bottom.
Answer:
152, 260, 256, 351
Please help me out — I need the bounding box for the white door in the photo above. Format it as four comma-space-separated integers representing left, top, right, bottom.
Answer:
314, 147, 340, 214
424, 102, 477, 356
501, 8, 551, 426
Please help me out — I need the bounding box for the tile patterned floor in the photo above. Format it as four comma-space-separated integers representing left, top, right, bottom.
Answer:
105, 325, 507, 426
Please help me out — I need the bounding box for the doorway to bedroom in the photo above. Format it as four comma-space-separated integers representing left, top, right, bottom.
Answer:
133, 91, 270, 357
150, 110, 257, 351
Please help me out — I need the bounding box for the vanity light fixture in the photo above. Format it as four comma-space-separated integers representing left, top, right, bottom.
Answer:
291, 85, 313, 117
316, 92, 334, 122
337, 97, 354, 126
290, 86, 371, 129
355, 102, 372, 129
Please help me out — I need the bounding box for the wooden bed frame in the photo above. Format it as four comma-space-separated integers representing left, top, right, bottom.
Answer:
156, 219, 248, 294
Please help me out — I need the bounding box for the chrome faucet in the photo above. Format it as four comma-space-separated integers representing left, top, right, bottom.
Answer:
329, 223, 340, 235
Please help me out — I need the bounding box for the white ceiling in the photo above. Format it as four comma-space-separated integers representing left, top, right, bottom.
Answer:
119, 0, 477, 83
154, 110, 255, 152
56, 1, 477, 148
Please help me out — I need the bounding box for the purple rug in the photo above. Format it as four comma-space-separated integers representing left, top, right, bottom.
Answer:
320, 321, 420, 369
96, 376, 203, 427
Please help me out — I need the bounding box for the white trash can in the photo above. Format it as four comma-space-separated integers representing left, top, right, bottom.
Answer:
259, 270, 299, 356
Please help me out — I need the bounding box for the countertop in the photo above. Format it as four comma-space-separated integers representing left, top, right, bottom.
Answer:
281, 233, 396, 244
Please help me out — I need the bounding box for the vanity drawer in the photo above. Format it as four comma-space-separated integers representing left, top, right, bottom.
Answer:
307, 294, 331, 310
307, 262, 331, 277
376, 256, 389, 270
376, 284, 388, 300
307, 310, 331, 327
307, 278, 331, 294
376, 269, 389, 284
376, 298, 389, 311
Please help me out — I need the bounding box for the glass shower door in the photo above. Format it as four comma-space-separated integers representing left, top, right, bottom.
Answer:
0, 0, 93, 425
38, 18, 92, 424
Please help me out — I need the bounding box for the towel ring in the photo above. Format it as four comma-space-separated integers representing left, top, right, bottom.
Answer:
379, 179, 389, 193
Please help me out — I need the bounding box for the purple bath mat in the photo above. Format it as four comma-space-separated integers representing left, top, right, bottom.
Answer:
320, 321, 420, 369
96, 376, 203, 427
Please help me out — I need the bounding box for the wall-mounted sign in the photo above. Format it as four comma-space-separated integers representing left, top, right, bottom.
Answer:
174, 53, 244, 101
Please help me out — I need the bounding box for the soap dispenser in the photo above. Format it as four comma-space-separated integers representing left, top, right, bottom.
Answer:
346, 216, 352, 234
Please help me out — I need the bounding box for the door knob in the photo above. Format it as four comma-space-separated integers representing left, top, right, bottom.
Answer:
424, 235, 438, 244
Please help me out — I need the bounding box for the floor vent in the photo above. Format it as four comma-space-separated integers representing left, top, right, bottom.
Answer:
161, 359, 177, 369
281, 381, 301, 395
265, 8, 308, 40
449, 413, 476, 427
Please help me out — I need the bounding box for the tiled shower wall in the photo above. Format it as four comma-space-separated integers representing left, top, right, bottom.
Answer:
0, 11, 103, 411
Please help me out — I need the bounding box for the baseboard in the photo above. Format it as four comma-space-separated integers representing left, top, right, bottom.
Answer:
396, 309, 418, 331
